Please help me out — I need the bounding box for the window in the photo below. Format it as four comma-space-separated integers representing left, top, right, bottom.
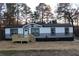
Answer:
31, 24, 34, 27
11, 28, 18, 35
51, 27, 55, 35
25, 29, 27, 31
65, 27, 69, 35
31, 28, 39, 36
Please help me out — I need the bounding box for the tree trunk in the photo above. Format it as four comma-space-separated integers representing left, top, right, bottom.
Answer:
46, 15, 49, 23
41, 9, 44, 23
64, 18, 66, 23
17, 19, 18, 27
77, 19, 78, 28
26, 19, 27, 24
71, 18, 74, 35
77, 19, 78, 34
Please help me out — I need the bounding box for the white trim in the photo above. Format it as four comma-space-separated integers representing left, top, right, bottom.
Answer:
22, 23, 42, 28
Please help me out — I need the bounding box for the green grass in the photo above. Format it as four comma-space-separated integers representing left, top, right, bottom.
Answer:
0, 49, 79, 56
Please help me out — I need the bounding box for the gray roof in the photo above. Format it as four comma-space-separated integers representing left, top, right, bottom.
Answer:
5, 23, 73, 28
37, 23, 73, 27
4, 25, 24, 28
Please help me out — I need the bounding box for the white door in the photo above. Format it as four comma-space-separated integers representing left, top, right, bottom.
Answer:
24, 29, 28, 36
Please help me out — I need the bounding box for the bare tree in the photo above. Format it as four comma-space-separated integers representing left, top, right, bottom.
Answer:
15, 3, 32, 24
56, 3, 71, 23
4, 3, 16, 26
36, 3, 53, 23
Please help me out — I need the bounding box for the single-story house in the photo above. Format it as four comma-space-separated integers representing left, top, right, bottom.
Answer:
4, 23, 74, 41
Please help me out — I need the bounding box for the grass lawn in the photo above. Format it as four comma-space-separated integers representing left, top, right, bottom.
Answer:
0, 49, 79, 56
0, 39, 78, 56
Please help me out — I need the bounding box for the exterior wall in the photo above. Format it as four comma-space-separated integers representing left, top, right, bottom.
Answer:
56, 27, 65, 33
29, 28, 31, 34
55, 27, 73, 34
35, 27, 73, 38
18, 28, 23, 35
36, 33, 73, 38
24, 28, 28, 36
5, 26, 73, 39
5, 28, 10, 34
5, 28, 11, 39
69, 27, 73, 33
40, 27, 51, 33
39, 27, 73, 34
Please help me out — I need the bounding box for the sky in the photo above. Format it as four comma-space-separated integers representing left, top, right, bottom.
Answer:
27, 0, 79, 11
24, 0, 79, 23
1, 0, 79, 12
25, 0, 58, 12
21, 0, 79, 12
1, 0, 79, 13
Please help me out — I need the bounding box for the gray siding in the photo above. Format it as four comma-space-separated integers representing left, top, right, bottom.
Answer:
5, 26, 73, 39
35, 33, 73, 38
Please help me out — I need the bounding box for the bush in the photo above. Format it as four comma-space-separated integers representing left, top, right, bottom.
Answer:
26, 34, 36, 43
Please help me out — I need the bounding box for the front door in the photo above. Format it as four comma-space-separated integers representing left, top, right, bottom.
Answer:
24, 29, 28, 36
